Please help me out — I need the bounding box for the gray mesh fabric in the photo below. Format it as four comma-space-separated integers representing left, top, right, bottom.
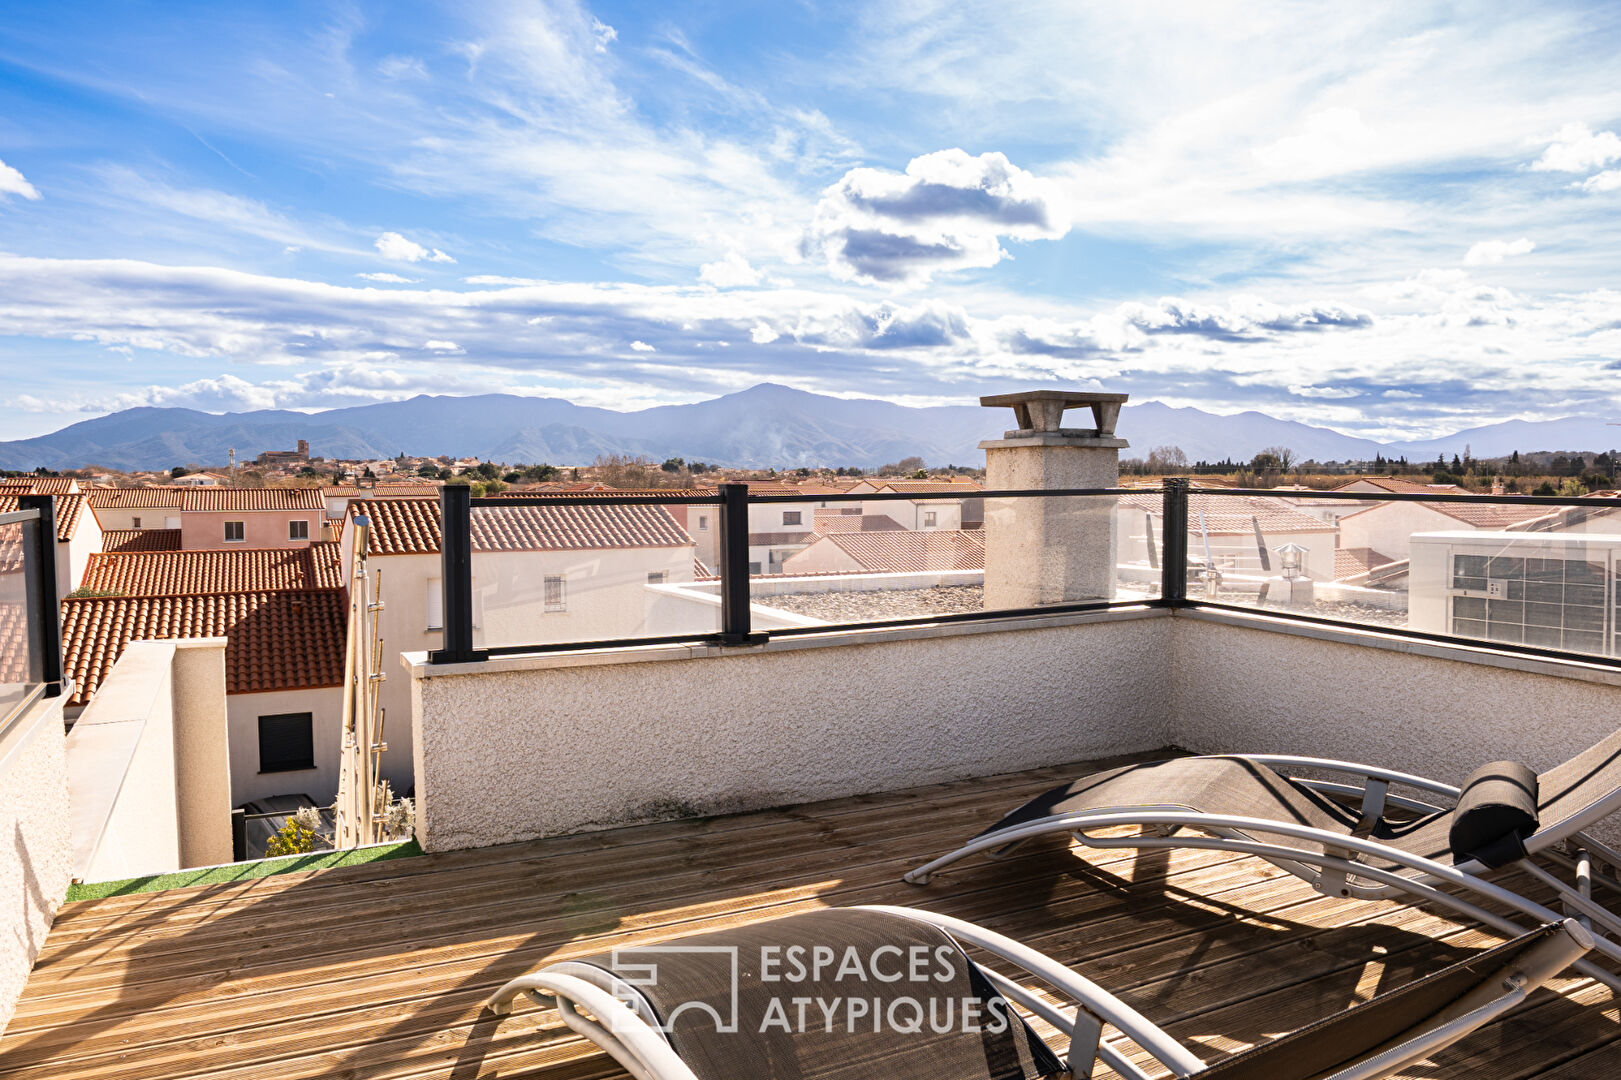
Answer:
570, 908, 1065, 1080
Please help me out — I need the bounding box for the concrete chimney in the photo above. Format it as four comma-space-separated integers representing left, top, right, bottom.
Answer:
978, 390, 1128, 609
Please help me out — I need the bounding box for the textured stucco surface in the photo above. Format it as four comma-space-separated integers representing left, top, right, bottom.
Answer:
0, 695, 70, 1036
982, 439, 1120, 609
171, 641, 234, 867
1172, 615, 1621, 842
413, 614, 1173, 851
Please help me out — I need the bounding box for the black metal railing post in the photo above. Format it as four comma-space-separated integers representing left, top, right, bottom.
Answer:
19, 494, 62, 696
429, 485, 486, 664
1160, 477, 1189, 607
718, 482, 758, 645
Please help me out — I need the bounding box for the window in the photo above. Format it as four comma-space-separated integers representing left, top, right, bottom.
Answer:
426, 577, 443, 631
258, 712, 315, 773
131, 516, 141, 529
748, 561, 762, 574
224, 521, 245, 542
923, 511, 938, 527
697, 514, 709, 530
289, 519, 310, 541
782, 511, 802, 526
647, 571, 667, 584
544, 574, 567, 612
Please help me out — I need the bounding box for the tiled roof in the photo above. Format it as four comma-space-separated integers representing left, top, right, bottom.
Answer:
87, 486, 185, 509
0, 493, 91, 542
81, 542, 343, 596
0, 476, 81, 495
101, 529, 182, 552
352, 499, 442, 555
366, 483, 440, 497
180, 487, 326, 512
1334, 547, 1396, 580
813, 508, 904, 534
805, 529, 986, 573
863, 480, 983, 496
1429, 502, 1558, 528
60, 589, 347, 705
1331, 476, 1463, 495
1120, 492, 1338, 534
0, 593, 26, 685
748, 532, 814, 546
472, 503, 693, 552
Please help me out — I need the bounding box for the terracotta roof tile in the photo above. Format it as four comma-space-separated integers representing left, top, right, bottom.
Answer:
863, 480, 983, 495
1120, 492, 1337, 535
0, 477, 81, 495
798, 529, 986, 573
0, 493, 91, 542
1429, 502, 1558, 528
81, 542, 343, 596
180, 487, 326, 512
356, 498, 694, 555
101, 529, 182, 552
1335, 547, 1397, 580
87, 487, 186, 509
1332, 476, 1463, 495
813, 508, 905, 534
60, 589, 347, 705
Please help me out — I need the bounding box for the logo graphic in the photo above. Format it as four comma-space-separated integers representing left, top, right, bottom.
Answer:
610, 945, 741, 1033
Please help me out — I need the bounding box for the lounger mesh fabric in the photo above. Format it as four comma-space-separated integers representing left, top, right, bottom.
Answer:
568, 908, 1066, 1080
1197, 923, 1564, 1079
975, 734, 1621, 873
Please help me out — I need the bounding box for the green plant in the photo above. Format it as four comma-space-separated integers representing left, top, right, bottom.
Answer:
66, 587, 123, 599
265, 818, 317, 857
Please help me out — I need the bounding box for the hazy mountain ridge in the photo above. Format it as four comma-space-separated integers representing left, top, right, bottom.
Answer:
0, 384, 1612, 471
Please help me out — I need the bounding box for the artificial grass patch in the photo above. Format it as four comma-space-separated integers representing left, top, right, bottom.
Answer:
65, 839, 423, 901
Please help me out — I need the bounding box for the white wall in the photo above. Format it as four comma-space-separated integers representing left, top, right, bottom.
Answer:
407, 612, 1175, 851
0, 694, 70, 1036
1338, 502, 1460, 562
226, 685, 346, 805
474, 545, 696, 648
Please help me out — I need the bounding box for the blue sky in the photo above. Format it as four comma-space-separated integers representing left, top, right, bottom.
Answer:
1, 1, 1620, 442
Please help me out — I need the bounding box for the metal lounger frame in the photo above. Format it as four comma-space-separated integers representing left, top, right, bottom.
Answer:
484, 904, 1593, 1080
904, 755, 1621, 990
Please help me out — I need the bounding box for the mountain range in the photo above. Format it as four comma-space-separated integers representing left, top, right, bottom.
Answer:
1, 384, 1616, 471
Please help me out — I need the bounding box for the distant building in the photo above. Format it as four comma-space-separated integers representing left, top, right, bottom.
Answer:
256, 439, 310, 467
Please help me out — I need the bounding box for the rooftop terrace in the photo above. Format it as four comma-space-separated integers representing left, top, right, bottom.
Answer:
2, 755, 1617, 1080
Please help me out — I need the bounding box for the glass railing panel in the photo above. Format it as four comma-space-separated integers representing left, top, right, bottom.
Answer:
746, 491, 1155, 632
469, 497, 721, 648
0, 517, 39, 723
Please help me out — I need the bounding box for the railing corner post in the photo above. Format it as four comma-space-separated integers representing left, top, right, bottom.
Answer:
429, 484, 486, 664
719, 482, 758, 645
1161, 477, 1189, 608
19, 494, 62, 697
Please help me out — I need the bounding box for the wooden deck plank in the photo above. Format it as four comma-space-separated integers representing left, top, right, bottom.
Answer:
3, 756, 1614, 1080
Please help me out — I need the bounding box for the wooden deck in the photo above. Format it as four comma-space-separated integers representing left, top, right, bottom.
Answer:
4, 756, 1619, 1079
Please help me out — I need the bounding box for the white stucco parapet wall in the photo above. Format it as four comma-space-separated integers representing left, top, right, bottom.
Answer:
405, 605, 1621, 853
404, 608, 1174, 851
0, 693, 70, 1036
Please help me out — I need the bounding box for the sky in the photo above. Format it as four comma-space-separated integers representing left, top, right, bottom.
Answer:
1, 1, 1620, 443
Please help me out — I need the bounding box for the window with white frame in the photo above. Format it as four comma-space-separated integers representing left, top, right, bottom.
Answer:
782, 510, 801, 525
923, 511, 938, 527
426, 577, 443, 631
544, 574, 567, 612
289, 519, 310, 541
224, 520, 245, 542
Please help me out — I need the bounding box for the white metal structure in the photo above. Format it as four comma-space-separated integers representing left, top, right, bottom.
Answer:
485, 905, 1593, 1080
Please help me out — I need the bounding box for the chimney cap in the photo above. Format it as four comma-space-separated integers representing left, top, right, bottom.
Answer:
980, 389, 1129, 438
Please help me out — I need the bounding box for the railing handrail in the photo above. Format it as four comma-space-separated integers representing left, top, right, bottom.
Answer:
1189, 484, 1614, 508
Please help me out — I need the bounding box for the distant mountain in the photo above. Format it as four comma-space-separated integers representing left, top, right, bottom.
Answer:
0, 382, 1599, 471
1386, 415, 1621, 459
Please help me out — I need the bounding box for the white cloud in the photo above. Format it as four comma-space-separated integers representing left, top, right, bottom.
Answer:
377, 55, 427, 80
802, 149, 1070, 285
1529, 122, 1621, 172
1252, 108, 1377, 177
1464, 237, 1535, 266
629, 340, 654, 351
750, 322, 780, 344
0, 157, 40, 201
591, 18, 617, 52
1577, 169, 1621, 194
375, 231, 455, 263
357, 272, 418, 283
422, 339, 462, 352
699, 251, 764, 288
